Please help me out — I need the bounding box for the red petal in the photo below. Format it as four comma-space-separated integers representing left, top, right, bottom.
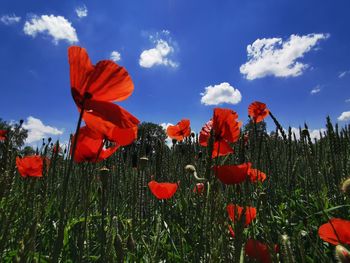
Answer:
167, 119, 191, 141
318, 218, 350, 245
82, 100, 139, 146
213, 163, 251, 185
68, 46, 133, 103
148, 180, 178, 200
245, 239, 274, 263
248, 101, 270, 123
212, 140, 234, 158
16, 156, 43, 178
213, 108, 241, 143
248, 168, 267, 182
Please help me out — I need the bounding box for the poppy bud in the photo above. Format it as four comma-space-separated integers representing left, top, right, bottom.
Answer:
341, 178, 350, 195
114, 233, 124, 262
191, 132, 195, 138
48, 137, 52, 143
301, 129, 309, 137
19, 119, 24, 124
127, 234, 136, 251
335, 245, 350, 263
198, 151, 203, 159
132, 153, 138, 168
139, 156, 149, 170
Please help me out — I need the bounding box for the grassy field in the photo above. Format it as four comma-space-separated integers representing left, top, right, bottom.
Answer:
0, 112, 350, 262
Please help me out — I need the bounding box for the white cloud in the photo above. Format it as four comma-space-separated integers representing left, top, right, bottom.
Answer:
110, 51, 121, 62
278, 127, 326, 141
1, 14, 21, 25
240, 33, 329, 80
139, 39, 178, 68
339, 70, 350, 78
345, 99, 350, 103
200, 82, 242, 105
22, 116, 64, 144
75, 5, 88, 18
338, 111, 350, 122
310, 85, 321, 95
23, 15, 78, 44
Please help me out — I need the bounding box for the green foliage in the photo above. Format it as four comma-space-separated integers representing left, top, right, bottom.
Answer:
0, 117, 349, 262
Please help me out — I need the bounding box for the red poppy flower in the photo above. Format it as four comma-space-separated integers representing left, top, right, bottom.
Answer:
148, 180, 178, 200
245, 239, 277, 263
72, 126, 119, 163
248, 168, 267, 183
0, 130, 7, 141
193, 183, 205, 194
167, 119, 191, 141
68, 46, 133, 104
248, 101, 269, 123
227, 204, 257, 227
68, 46, 139, 146
16, 155, 43, 178
318, 218, 350, 245
199, 108, 241, 158
213, 163, 251, 185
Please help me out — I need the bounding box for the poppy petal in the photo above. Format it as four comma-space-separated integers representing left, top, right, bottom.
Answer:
212, 140, 234, 158
167, 119, 191, 141
248, 101, 270, 123
248, 168, 267, 182
68, 46, 134, 103
16, 156, 43, 178
318, 218, 350, 246
148, 180, 178, 200
245, 239, 275, 263
213, 108, 241, 143
213, 163, 251, 185
82, 100, 139, 146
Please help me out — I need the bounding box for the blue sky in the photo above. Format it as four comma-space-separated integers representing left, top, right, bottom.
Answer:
0, 0, 349, 145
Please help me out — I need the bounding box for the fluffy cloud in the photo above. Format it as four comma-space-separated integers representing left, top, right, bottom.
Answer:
338, 111, 350, 122
240, 33, 329, 80
110, 51, 121, 62
339, 70, 350, 78
291, 127, 326, 141
75, 5, 88, 18
22, 116, 64, 144
1, 14, 21, 25
23, 15, 78, 44
278, 127, 326, 141
139, 39, 178, 68
345, 99, 350, 103
310, 85, 321, 95
200, 82, 242, 105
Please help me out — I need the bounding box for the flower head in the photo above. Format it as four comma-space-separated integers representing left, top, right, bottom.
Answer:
16, 155, 44, 178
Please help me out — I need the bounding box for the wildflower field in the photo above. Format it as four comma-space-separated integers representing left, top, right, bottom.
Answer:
0, 46, 350, 263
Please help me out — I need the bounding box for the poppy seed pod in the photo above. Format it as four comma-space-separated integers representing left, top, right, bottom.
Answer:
139, 156, 149, 170
341, 178, 350, 195
127, 234, 136, 251
335, 245, 350, 263
301, 129, 309, 137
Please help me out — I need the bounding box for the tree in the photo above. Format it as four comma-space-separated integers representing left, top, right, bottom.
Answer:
0, 118, 28, 149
